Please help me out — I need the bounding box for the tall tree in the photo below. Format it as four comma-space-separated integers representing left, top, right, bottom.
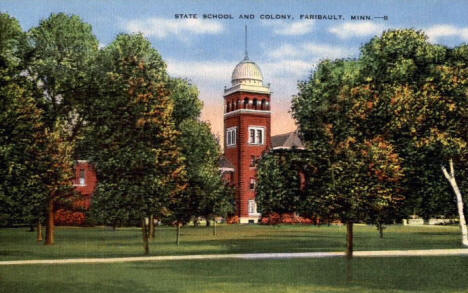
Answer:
0, 14, 49, 238
26, 13, 99, 244
176, 119, 234, 237
357, 30, 467, 245
86, 33, 186, 254
292, 57, 404, 258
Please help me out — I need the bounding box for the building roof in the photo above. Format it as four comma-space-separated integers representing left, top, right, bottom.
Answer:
231, 57, 264, 87
218, 156, 235, 172
271, 131, 304, 150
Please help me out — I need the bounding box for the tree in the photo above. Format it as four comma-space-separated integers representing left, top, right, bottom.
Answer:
166, 78, 233, 241
256, 149, 310, 217
85, 33, 186, 254
293, 29, 467, 252
292, 57, 405, 259
0, 14, 49, 239
26, 13, 99, 244
177, 119, 234, 236
357, 30, 467, 245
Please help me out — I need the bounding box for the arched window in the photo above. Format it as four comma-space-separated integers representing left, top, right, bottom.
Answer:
243, 98, 249, 109
237, 100, 241, 109
226, 102, 231, 112
253, 99, 258, 110
261, 99, 266, 110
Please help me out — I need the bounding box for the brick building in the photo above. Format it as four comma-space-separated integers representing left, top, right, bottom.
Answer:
220, 51, 303, 223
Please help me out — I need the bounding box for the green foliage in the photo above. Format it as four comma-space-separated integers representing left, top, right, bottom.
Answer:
293, 29, 467, 224
0, 14, 48, 226
169, 78, 203, 127
169, 108, 234, 224
86, 33, 186, 226
256, 149, 310, 215
28, 13, 99, 130
0, 83, 48, 226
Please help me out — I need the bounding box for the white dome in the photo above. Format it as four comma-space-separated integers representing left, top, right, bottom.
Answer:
231, 58, 263, 86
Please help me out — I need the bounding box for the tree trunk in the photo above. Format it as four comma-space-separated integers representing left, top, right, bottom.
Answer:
378, 222, 384, 239
206, 218, 211, 227
442, 159, 468, 246
29, 224, 34, 232
149, 215, 155, 239
112, 224, 116, 231
213, 219, 217, 236
346, 221, 353, 282
36, 222, 43, 242
141, 218, 150, 255
45, 199, 55, 245
176, 222, 181, 246
346, 222, 353, 258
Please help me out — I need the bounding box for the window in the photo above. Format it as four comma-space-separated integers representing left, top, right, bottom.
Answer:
79, 169, 86, 186
248, 200, 257, 215
250, 155, 257, 167
256, 129, 262, 144
248, 127, 265, 145
226, 127, 237, 146
249, 178, 256, 190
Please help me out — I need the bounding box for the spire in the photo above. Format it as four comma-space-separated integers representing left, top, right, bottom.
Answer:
244, 24, 249, 60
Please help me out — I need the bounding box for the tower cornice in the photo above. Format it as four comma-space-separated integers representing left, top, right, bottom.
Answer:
224, 109, 271, 118
224, 83, 271, 96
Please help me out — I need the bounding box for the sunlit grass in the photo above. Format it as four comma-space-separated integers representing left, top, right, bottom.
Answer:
0, 224, 464, 261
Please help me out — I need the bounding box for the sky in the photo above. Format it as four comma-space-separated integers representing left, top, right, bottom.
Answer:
1, 0, 468, 138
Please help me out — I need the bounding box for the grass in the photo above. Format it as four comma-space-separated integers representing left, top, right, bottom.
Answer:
0, 224, 464, 260
1, 256, 468, 292
1, 224, 467, 292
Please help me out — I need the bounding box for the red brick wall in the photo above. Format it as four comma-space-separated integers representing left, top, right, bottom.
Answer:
224, 90, 271, 218
72, 161, 97, 212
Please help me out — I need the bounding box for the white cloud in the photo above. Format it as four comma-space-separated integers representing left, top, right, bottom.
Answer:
263, 59, 314, 79
329, 22, 385, 39
264, 21, 315, 36
166, 59, 234, 86
268, 42, 352, 60
124, 18, 224, 39
425, 24, 468, 42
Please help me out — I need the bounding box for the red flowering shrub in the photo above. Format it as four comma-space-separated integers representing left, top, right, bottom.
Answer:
55, 209, 86, 225
227, 216, 240, 224
260, 213, 315, 225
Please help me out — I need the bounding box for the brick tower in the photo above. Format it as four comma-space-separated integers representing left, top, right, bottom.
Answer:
223, 30, 271, 223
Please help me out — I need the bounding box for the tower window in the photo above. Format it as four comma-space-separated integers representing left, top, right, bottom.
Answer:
249, 178, 256, 190
248, 127, 265, 145
226, 127, 237, 146
253, 99, 258, 110
248, 200, 257, 215
79, 169, 86, 186
250, 155, 257, 167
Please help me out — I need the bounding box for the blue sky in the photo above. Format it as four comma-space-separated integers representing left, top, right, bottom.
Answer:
1, 0, 467, 136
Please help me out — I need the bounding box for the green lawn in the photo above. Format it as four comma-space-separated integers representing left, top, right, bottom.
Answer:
1, 225, 467, 293
0, 224, 464, 260
1, 256, 468, 292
